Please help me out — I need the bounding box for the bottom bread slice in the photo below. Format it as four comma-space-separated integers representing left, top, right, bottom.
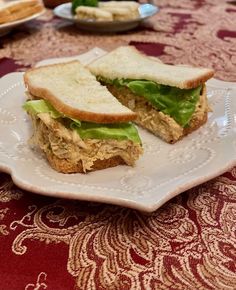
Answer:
106, 85, 208, 143
28, 113, 142, 173
46, 152, 125, 173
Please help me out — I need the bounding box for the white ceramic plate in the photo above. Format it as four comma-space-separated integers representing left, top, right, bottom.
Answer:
54, 2, 159, 32
0, 48, 236, 212
0, 8, 45, 36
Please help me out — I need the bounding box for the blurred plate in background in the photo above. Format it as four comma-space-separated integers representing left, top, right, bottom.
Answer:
0, 8, 45, 37
54, 2, 159, 32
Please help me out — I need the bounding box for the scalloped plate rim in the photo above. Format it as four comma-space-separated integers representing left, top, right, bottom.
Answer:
0, 159, 235, 212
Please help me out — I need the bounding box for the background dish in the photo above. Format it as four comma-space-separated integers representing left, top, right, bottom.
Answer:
0, 8, 45, 36
0, 49, 236, 212
53, 3, 159, 32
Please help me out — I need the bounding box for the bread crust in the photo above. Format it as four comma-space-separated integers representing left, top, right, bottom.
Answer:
45, 152, 125, 173
124, 47, 214, 88
183, 111, 207, 138
24, 61, 136, 124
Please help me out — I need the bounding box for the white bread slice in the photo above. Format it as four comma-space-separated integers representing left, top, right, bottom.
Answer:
99, 1, 140, 20
100, 6, 136, 21
88, 46, 214, 89
99, 1, 140, 10
24, 61, 136, 123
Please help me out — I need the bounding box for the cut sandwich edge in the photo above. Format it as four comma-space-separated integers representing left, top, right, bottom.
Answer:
180, 71, 214, 90
105, 84, 208, 143
28, 113, 142, 173
25, 86, 137, 123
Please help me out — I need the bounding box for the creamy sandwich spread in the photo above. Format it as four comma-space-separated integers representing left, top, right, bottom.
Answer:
23, 99, 142, 171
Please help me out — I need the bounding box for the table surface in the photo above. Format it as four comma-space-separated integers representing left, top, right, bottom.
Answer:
0, 0, 236, 289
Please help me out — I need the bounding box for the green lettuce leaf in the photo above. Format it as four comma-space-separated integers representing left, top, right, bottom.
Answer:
23, 99, 63, 119
23, 100, 141, 143
98, 77, 202, 127
71, 122, 141, 143
72, 0, 98, 14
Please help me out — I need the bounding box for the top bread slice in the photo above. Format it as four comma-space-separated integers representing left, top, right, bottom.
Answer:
87, 46, 214, 89
24, 61, 136, 123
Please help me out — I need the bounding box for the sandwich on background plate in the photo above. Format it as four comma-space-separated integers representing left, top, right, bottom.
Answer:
23, 61, 143, 173
72, 0, 139, 22
75, 6, 113, 22
0, 0, 44, 24
98, 1, 140, 20
88, 46, 214, 144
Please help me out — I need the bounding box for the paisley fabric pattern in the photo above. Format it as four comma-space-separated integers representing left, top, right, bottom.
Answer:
0, 208, 9, 236
0, 0, 236, 289
25, 272, 48, 290
0, 171, 236, 289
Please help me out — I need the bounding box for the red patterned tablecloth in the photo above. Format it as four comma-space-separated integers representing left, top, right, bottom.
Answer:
0, 1, 236, 289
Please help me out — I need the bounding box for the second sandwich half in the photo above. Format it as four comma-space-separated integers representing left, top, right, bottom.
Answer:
23, 61, 143, 173
88, 46, 214, 144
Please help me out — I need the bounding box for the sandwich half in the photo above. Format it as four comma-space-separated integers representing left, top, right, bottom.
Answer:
88, 46, 214, 143
23, 61, 142, 173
